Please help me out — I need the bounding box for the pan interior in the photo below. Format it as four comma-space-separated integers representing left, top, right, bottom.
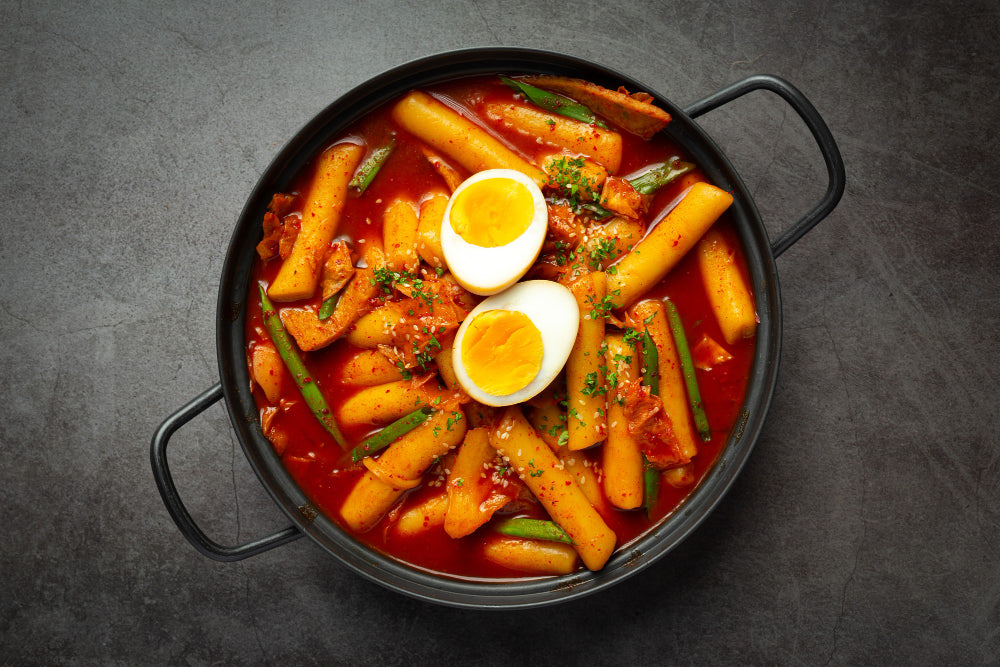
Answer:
216, 48, 780, 609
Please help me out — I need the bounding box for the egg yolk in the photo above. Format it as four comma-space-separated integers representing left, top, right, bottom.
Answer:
460, 309, 543, 395
449, 177, 534, 247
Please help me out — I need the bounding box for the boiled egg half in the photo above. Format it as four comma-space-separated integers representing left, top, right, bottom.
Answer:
440, 169, 547, 296
452, 280, 579, 406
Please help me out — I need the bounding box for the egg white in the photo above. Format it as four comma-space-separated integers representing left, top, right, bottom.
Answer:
452, 280, 580, 406
440, 169, 548, 296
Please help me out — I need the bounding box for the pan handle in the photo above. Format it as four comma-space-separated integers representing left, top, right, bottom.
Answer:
150, 383, 302, 561
683, 74, 846, 257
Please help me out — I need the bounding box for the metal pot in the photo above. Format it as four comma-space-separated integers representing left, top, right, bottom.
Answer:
151, 48, 845, 609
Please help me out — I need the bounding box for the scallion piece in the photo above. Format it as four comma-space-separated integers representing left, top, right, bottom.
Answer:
664, 299, 711, 441
580, 202, 614, 220
643, 462, 660, 517
348, 135, 396, 195
494, 517, 574, 545
640, 327, 660, 395
640, 327, 661, 516
628, 157, 696, 195
317, 292, 339, 321
501, 77, 607, 129
259, 285, 347, 448
350, 406, 435, 463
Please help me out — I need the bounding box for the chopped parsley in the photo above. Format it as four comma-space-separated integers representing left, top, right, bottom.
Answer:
622, 327, 643, 347
546, 156, 600, 210
581, 371, 608, 397
553, 239, 571, 266
586, 292, 616, 321
587, 238, 618, 269
370, 267, 440, 311
604, 365, 620, 392
412, 336, 442, 373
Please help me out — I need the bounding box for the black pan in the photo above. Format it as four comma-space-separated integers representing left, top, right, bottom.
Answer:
151, 47, 845, 609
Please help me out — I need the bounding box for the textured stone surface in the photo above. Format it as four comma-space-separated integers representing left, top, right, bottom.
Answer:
2, 0, 998, 663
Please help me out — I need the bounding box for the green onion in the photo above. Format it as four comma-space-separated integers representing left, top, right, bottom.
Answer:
350, 406, 435, 463
501, 77, 607, 129
664, 299, 711, 441
348, 135, 396, 195
643, 462, 660, 517
317, 292, 339, 321
628, 157, 696, 195
580, 202, 614, 220
640, 327, 659, 395
494, 517, 574, 545
259, 285, 347, 448
640, 327, 660, 516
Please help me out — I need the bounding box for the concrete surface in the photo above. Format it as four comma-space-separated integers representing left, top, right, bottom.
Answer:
2, 0, 998, 664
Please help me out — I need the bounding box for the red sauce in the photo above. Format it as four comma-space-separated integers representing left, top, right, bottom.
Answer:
244, 75, 754, 580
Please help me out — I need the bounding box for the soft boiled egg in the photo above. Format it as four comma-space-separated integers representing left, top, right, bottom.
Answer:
440, 168, 547, 296
452, 280, 579, 406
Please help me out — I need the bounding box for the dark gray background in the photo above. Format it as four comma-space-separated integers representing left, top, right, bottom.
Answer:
2, 0, 998, 664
